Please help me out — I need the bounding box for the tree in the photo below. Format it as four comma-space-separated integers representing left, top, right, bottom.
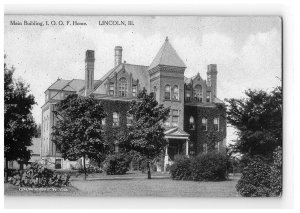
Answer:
51, 94, 109, 180
4, 56, 36, 182
225, 86, 282, 159
119, 89, 170, 179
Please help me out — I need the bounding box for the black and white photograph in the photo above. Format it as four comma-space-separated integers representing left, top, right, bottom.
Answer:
4, 14, 283, 199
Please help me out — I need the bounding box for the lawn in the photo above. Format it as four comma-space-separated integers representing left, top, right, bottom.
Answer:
4, 171, 240, 197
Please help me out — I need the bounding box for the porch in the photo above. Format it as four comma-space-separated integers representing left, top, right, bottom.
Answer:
163, 128, 190, 172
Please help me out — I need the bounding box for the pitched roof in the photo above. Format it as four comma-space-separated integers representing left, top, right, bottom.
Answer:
148, 37, 186, 70
48, 79, 99, 92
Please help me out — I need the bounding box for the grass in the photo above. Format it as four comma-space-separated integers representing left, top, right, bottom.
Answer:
4, 171, 240, 197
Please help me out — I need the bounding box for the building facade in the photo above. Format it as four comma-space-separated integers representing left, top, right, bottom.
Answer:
41, 37, 226, 170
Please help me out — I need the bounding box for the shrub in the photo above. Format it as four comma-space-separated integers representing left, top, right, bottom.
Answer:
104, 153, 130, 175
236, 149, 282, 197
79, 164, 103, 174
169, 155, 191, 180
190, 152, 228, 181
8, 162, 70, 187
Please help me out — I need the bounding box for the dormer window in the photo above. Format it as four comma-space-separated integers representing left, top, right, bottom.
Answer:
118, 77, 128, 97
109, 82, 114, 96
185, 90, 191, 102
194, 85, 203, 103
206, 92, 211, 102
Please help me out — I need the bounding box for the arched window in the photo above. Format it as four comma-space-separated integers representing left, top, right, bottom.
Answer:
127, 114, 133, 126
214, 117, 219, 131
189, 116, 195, 130
165, 85, 171, 100
194, 85, 203, 102
173, 85, 179, 100
112, 112, 119, 126
118, 77, 128, 97
114, 140, 119, 153
201, 117, 207, 131
132, 85, 137, 97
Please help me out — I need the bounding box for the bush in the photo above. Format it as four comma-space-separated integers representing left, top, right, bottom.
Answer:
169, 155, 191, 180
79, 164, 103, 174
104, 153, 130, 175
236, 149, 282, 197
190, 152, 227, 181
8, 162, 70, 187
170, 153, 227, 181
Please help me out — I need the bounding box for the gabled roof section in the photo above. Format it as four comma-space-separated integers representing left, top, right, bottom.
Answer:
148, 37, 186, 70
165, 127, 189, 139
92, 63, 149, 94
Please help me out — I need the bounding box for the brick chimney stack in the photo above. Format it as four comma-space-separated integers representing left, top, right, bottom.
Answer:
114, 46, 123, 67
207, 64, 218, 98
85, 50, 95, 96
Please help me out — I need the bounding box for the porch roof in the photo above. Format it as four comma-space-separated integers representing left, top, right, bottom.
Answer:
164, 127, 190, 139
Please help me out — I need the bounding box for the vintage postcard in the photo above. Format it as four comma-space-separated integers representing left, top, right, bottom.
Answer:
4, 15, 282, 197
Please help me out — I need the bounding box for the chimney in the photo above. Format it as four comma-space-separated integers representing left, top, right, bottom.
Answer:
85, 50, 95, 96
207, 64, 218, 98
114, 46, 122, 67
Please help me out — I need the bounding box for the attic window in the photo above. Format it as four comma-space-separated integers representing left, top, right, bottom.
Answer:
118, 77, 128, 97
109, 82, 114, 96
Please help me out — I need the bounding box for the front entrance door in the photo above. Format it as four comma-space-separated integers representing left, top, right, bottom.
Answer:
168, 139, 184, 161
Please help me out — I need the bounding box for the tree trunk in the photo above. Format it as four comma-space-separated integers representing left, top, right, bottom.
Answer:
83, 156, 87, 181
147, 161, 151, 179
5, 158, 8, 183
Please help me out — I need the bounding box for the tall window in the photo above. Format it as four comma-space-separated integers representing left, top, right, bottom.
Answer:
112, 112, 119, 126
201, 117, 207, 131
118, 78, 128, 97
114, 141, 119, 153
189, 116, 195, 130
203, 143, 208, 154
206, 92, 211, 102
101, 118, 106, 126
172, 109, 179, 127
185, 90, 191, 102
194, 85, 203, 102
109, 82, 114, 96
173, 85, 179, 100
127, 114, 133, 126
214, 117, 219, 131
165, 85, 171, 100
153, 86, 157, 100
132, 85, 137, 97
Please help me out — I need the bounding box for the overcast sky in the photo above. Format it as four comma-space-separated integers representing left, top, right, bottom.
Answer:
4, 15, 282, 143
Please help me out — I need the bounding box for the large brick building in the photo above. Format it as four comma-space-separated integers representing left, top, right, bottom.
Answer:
41, 37, 226, 170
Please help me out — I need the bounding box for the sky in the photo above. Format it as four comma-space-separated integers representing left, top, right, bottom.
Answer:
4, 15, 282, 143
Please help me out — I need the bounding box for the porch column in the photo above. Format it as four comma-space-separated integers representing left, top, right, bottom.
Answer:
185, 139, 189, 157
164, 144, 169, 172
